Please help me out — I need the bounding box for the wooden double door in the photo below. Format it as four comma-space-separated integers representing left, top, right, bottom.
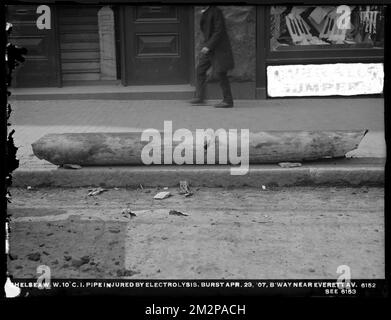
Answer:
121, 6, 192, 85
7, 5, 192, 87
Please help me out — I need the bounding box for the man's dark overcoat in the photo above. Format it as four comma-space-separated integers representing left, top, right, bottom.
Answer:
200, 6, 234, 73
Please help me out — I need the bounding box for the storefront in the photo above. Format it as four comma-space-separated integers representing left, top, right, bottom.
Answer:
6, 4, 384, 98
259, 5, 384, 98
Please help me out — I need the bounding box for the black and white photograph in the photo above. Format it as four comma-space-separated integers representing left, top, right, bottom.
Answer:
2, 0, 388, 301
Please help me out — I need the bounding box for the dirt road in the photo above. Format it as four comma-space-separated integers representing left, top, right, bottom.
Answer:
7, 186, 384, 279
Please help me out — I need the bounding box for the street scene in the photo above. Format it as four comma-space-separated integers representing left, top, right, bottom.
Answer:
7, 97, 385, 280
5, 4, 385, 287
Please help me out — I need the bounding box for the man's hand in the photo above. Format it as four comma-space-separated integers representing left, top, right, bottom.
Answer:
201, 47, 210, 54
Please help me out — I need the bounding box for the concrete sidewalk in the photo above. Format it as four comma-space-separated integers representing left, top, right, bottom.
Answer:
9, 98, 385, 187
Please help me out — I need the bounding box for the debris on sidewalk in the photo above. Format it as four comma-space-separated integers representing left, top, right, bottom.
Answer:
261, 185, 266, 190
169, 210, 188, 217
88, 187, 107, 196
116, 269, 139, 277
121, 208, 137, 218
278, 162, 302, 168
27, 186, 32, 190
26, 252, 40, 261
71, 255, 90, 268
61, 164, 82, 170
9, 253, 18, 260
138, 185, 152, 193
154, 191, 171, 200
179, 180, 193, 197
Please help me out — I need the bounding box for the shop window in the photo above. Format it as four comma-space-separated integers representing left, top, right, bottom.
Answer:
270, 5, 384, 51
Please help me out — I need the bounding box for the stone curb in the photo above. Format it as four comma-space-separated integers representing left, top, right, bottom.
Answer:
13, 163, 385, 188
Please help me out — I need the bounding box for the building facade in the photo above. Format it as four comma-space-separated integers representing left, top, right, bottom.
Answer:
7, 4, 384, 98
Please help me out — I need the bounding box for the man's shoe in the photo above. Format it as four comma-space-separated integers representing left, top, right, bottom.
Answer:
214, 101, 233, 108
189, 98, 206, 105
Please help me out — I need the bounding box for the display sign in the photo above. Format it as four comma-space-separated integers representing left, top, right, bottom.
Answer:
267, 63, 384, 97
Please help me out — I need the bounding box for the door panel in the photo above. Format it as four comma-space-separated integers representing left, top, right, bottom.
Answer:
123, 6, 190, 85
7, 5, 60, 87
137, 34, 178, 55
135, 6, 177, 20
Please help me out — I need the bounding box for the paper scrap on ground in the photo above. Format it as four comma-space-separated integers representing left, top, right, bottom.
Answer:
154, 191, 171, 200
88, 188, 107, 196
278, 162, 302, 168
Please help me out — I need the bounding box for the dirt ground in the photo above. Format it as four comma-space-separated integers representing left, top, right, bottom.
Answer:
7, 186, 384, 279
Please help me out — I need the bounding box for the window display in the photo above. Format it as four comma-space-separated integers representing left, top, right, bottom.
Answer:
270, 5, 384, 51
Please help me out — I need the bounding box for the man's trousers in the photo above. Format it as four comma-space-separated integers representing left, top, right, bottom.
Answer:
195, 52, 233, 103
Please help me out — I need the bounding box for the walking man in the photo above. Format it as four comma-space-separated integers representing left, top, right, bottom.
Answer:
190, 6, 235, 108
